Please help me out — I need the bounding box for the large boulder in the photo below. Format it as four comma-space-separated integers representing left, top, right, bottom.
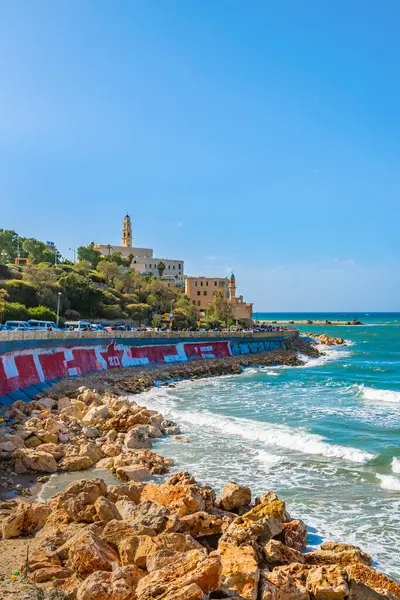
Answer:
264, 539, 305, 567
13, 448, 58, 473
94, 496, 121, 522
135, 548, 221, 600
119, 532, 201, 569
304, 543, 372, 567
306, 565, 348, 600
1, 501, 51, 539
218, 543, 260, 600
346, 563, 400, 600
179, 510, 231, 538
219, 482, 252, 512
82, 404, 109, 425
68, 531, 118, 578
59, 455, 94, 471
116, 465, 152, 482
282, 519, 308, 551
77, 565, 145, 600
115, 500, 179, 534
50, 478, 107, 522
125, 429, 152, 450
260, 564, 310, 600
141, 483, 205, 517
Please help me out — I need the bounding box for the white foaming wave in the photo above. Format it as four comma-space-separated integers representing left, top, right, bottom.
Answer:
361, 386, 400, 404
296, 345, 353, 368
252, 449, 283, 472
392, 458, 400, 474
155, 407, 374, 464
377, 474, 400, 491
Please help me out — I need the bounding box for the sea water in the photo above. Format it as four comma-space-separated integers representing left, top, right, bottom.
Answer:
134, 313, 400, 580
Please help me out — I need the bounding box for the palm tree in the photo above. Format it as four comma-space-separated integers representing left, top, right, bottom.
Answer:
157, 261, 166, 278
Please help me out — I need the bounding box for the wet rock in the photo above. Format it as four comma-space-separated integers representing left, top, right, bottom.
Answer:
68, 530, 119, 577
306, 565, 348, 600
135, 548, 221, 600
218, 543, 260, 600
161, 420, 181, 435
282, 519, 308, 551
76, 565, 145, 600
219, 482, 252, 512
264, 539, 305, 567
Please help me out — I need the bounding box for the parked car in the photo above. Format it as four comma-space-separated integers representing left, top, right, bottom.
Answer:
64, 321, 93, 331
0, 324, 10, 331
28, 320, 63, 331
5, 321, 34, 331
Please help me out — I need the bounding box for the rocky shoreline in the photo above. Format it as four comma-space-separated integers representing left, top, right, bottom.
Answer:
2, 334, 396, 600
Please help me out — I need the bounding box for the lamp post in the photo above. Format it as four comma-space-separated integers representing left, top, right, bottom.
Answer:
69, 248, 76, 263
56, 292, 62, 326
170, 300, 175, 332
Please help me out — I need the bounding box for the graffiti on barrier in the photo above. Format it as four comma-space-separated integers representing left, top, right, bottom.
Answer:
0, 338, 283, 402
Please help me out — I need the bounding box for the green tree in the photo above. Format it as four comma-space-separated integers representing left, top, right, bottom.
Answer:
0, 230, 27, 263
152, 313, 162, 328
3, 302, 29, 321
126, 302, 151, 322
157, 261, 166, 277
97, 260, 121, 287
22, 238, 57, 264
1, 280, 38, 307
0, 288, 8, 322
59, 273, 103, 316
27, 306, 58, 321
74, 260, 92, 276
23, 263, 57, 287
77, 243, 102, 268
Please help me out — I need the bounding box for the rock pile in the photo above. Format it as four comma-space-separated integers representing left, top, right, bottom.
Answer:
303, 333, 346, 346
1, 476, 399, 600
0, 387, 177, 486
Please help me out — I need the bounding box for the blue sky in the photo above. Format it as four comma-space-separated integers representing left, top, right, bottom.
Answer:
1, 0, 399, 310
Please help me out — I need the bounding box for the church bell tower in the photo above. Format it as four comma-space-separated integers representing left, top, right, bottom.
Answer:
122, 214, 132, 248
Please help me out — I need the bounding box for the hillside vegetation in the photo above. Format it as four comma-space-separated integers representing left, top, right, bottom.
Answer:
0, 230, 231, 328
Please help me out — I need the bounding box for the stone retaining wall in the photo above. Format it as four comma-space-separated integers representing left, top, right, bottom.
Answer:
0, 331, 297, 405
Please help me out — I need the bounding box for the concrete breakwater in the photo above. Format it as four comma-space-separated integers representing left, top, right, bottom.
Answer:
0, 331, 297, 406
1, 340, 400, 599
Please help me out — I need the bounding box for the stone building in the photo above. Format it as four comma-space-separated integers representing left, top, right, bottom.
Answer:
95, 215, 184, 286
185, 274, 253, 324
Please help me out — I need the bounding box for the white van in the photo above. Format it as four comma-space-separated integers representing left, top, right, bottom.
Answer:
28, 320, 62, 331
64, 321, 92, 331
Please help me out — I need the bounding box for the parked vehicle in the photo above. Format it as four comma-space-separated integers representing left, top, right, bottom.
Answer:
28, 320, 63, 331
64, 321, 93, 331
5, 321, 34, 331
0, 324, 10, 331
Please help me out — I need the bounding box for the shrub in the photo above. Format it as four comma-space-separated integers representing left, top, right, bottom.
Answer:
1, 280, 38, 307
3, 302, 29, 321
27, 306, 58, 321
0, 264, 11, 280
99, 304, 128, 320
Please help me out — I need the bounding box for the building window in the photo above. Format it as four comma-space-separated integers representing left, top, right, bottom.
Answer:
219, 281, 225, 287
192, 300, 196, 305
195, 281, 198, 286
168, 265, 170, 269
197, 301, 201, 306
203, 291, 207, 296
206, 281, 208, 286
200, 281, 203, 286
197, 291, 201, 296
173, 265, 175, 270
178, 264, 181, 269
214, 281, 217, 286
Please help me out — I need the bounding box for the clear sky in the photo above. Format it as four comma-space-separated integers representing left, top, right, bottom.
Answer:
1, 0, 399, 311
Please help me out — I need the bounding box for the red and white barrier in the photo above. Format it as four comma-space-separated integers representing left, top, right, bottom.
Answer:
0, 341, 231, 398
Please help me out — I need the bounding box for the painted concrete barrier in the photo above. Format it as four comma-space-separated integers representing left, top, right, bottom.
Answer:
0, 333, 295, 405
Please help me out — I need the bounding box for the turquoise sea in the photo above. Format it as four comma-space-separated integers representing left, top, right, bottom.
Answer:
136, 313, 400, 579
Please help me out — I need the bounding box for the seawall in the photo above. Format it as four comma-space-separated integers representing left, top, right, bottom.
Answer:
0, 330, 298, 405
